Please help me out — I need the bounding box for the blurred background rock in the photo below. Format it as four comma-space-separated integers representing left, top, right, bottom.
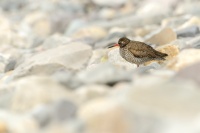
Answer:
0, 0, 200, 133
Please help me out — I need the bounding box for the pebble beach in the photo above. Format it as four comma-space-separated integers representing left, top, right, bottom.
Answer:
0, 0, 200, 133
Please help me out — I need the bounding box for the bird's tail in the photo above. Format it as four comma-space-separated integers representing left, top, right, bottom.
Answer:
155, 51, 168, 60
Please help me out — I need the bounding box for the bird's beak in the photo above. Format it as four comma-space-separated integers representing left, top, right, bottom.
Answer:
108, 43, 119, 48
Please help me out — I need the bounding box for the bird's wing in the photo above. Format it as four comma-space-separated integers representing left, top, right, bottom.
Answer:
128, 41, 156, 58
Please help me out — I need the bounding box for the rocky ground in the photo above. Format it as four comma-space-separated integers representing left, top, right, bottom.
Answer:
0, 0, 200, 133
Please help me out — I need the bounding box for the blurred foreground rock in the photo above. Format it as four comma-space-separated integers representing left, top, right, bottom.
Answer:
0, 0, 200, 133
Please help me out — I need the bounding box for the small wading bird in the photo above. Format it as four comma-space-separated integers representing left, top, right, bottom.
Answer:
108, 37, 168, 67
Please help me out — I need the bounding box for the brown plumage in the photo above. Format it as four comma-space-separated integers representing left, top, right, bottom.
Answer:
109, 37, 168, 67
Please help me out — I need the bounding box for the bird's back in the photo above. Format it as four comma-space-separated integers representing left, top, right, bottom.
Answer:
119, 40, 168, 65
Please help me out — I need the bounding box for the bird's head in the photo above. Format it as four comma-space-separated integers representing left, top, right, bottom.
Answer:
118, 37, 130, 48
107, 37, 130, 48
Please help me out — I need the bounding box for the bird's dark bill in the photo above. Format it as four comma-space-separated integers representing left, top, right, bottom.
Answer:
108, 43, 119, 48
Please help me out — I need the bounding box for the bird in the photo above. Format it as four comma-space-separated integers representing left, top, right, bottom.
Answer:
108, 37, 168, 67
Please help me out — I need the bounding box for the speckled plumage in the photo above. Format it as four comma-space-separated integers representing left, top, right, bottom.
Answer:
117, 37, 168, 67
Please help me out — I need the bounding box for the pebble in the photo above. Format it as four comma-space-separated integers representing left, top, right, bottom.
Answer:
145, 27, 177, 46
31, 99, 77, 127
175, 61, 200, 85
12, 43, 92, 78
124, 76, 200, 133
167, 49, 200, 71
92, 0, 127, 7
75, 84, 110, 103
176, 25, 200, 38
78, 63, 132, 85
22, 11, 52, 38
0, 121, 7, 133
179, 16, 200, 29
8, 76, 75, 112
78, 98, 132, 133
70, 26, 107, 41
41, 34, 71, 50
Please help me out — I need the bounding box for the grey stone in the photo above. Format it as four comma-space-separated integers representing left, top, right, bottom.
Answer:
75, 84, 110, 103
167, 49, 200, 70
54, 100, 77, 121
52, 70, 82, 89
32, 99, 77, 127
145, 27, 177, 46
186, 35, 200, 48
175, 2, 200, 16
0, 110, 38, 133
4, 59, 16, 72
65, 19, 87, 35
175, 61, 200, 85
78, 63, 132, 86
122, 76, 200, 133
176, 25, 200, 38
6, 76, 75, 112
135, 62, 162, 74
92, 0, 127, 7
12, 43, 92, 78
41, 34, 71, 49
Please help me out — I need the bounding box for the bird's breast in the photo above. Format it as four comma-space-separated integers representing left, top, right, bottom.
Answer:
119, 48, 151, 64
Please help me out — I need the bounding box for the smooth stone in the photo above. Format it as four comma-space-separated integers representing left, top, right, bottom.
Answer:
70, 26, 107, 41
135, 25, 158, 37
176, 25, 200, 37
0, 121, 7, 133
92, 0, 126, 7
38, 120, 83, 133
52, 70, 81, 89
149, 69, 176, 78
7, 76, 75, 112
171, 38, 190, 50
179, 16, 200, 29
78, 63, 132, 86
75, 84, 110, 103
124, 77, 200, 133
41, 34, 71, 50
12, 43, 92, 78
31, 99, 77, 127
0, 44, 22, 62
22, 11, 51, 37
0, 111, 38, 133
186, 35, 200, 48
99, 8, 116, 19
137, 62, 162, 73
53, 100, 77, 121
0, 14, 32, 48
136, 2, 171, 17
88, 49, 108, 66
175, 2, 200, 16
167, 49, 200, 71
65, 19, 87, 35
161, 15, 190, 28
175, 61, 200, 85
4, 59, 16, 72
145, 27, 177, 46
79, 98, 132, 133
0, 13, 11, 31
0, 30, 31, 49
144, 0, 180, 7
